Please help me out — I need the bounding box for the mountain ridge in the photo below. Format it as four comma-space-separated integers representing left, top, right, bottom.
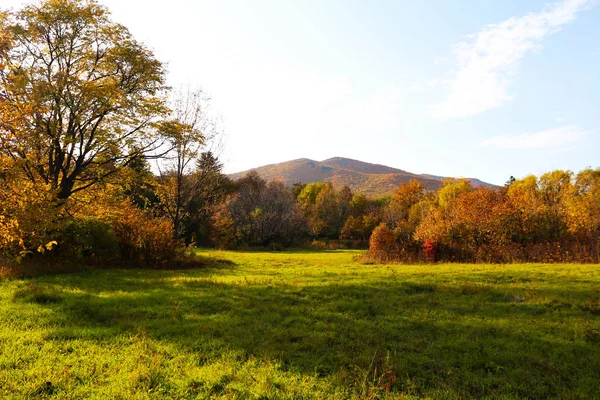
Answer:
228, 157, 495, 197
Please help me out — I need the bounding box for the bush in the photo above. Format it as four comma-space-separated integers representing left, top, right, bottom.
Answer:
0, 180, 63, 259
368, 223, 398, 261
309, 239, 364, 250
58, 218, 120, 261
423, 240, 436, 262
111, 205, 178, 267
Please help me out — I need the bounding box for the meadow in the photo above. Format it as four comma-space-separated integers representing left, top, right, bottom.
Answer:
1, 249, 599, 399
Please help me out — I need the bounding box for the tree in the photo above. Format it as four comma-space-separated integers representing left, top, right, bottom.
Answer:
566, 168, 600, 259
0, 0, 168, 201
118, 152, 160, 211
213, 173, 305, 247
291, 182, 307, 198
157, 87, 225, 239
537, 170, 572, 241
297, 182, 331, 236
383, 180, 425, 227
297, 182, 353, 238
0, 162, 60, 257
340, 215, 379, 241
437, 178, 473, 209
349, 193, 369, 216
184, 152, 234, 244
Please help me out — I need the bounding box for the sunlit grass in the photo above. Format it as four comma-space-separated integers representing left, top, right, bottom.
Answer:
1, 249, 599, 399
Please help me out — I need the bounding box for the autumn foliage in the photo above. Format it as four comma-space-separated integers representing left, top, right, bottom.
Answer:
369, 171, 600, 263
368, 223, 397, 261
0, 0, 236, 274
0, 1, 598, 273
111, 204, 178, 267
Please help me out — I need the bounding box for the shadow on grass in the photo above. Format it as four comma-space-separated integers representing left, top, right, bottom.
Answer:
204, 247, 363, 255
1, 254, 236, 280
10, 269, 600, 399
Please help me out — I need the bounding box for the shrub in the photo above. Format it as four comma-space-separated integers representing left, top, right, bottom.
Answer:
0, 215, 22, 259
368, 223, 397, 261
111, 205, 177, 267
58, 218, 120, 261
310, 240, 328, 250
423, 240, 436, 262
0, 180, 63, 259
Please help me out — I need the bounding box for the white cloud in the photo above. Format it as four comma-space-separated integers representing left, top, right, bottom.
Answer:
478, 125, 590, 149
433, 0, 594, 119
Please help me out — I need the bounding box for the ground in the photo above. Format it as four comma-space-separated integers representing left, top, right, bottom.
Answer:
0, 249, 599, 399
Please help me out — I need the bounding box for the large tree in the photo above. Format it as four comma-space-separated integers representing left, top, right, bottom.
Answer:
0, 0, 168, 200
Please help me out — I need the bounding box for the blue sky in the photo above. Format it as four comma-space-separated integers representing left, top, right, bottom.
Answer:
4, 0, 599, 184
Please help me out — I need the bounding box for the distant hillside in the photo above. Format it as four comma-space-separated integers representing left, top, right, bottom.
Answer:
228, 157, 496, 197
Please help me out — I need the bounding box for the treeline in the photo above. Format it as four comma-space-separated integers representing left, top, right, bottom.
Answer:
1, 0, 598, 270
368, 170, 600, 263
211, 172, 382, 249
4, 148, 598, 267
0, 150, 232, 267
209, 168, 600, 264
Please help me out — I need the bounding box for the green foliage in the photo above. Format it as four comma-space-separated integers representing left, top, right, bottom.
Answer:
184, 152, 234, 245
437, 178, 473, 209
59, 218, 120, 261
298, 182, 353, 238
119, 154, 161, 211
0, 249, 599, 398
349, 193, 369, 216
297, 182, 330, 204
340, 215, 380, 241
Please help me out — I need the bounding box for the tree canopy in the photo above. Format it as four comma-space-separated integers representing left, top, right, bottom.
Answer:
0, 0, 168, 200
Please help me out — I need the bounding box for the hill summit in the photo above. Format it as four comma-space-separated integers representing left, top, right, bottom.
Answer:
228, 157, 495, 197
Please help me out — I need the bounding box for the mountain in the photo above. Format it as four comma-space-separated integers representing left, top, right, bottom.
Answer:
228, 157, 496, 197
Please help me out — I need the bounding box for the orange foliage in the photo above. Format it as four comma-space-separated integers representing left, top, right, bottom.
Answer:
111, 202, 177, 267
374, 169, 600, 263
369, 223, 397, 260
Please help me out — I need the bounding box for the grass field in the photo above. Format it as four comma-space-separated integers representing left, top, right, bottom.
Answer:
1, 250, 599, 399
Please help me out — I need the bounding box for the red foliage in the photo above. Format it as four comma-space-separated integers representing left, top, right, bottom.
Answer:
424, 240, 436, 262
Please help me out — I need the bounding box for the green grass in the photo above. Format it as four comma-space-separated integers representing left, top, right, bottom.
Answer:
1, 250, 599, 399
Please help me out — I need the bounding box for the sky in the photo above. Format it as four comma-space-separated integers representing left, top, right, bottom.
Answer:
3, 0, 600, 184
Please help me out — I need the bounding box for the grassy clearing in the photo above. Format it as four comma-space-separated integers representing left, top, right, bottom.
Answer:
0, 250, 599, 399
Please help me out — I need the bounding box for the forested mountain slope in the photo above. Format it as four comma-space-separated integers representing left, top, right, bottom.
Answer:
229, 157, 495, 196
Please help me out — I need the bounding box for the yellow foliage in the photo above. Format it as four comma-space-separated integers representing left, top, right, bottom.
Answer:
0, 172, 62, 258
437, 178, 472, 209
